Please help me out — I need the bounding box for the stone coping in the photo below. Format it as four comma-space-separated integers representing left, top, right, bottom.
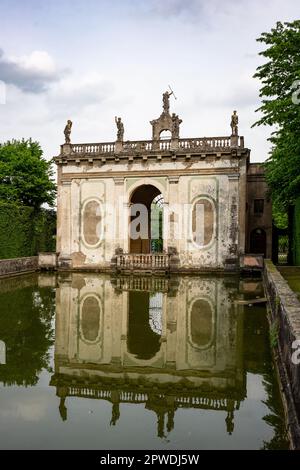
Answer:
0, 256, 38, 278
265, 260, 300, 339
264, 259, 300, 449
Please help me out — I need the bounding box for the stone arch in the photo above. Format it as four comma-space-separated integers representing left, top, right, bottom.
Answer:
150, 114, 173, 140
128, 180, 166, 254
159, 129, 172, 139
127, 178, 167, 204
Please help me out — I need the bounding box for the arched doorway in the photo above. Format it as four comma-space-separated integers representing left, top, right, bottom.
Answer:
129, 184, 164, 253
250, 228, 267, 256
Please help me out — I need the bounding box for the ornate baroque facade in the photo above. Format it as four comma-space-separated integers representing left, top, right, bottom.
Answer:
54, 92, 271, 272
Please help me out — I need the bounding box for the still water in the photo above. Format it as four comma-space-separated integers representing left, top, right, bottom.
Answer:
0, 273, 288, 450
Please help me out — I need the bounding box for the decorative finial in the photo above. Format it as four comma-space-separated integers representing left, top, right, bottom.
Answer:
230, 110, 238, 136
64, 119, 72, 144
115, 116, 124, 142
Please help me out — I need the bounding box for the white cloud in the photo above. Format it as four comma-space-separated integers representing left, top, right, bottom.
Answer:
0, 49, 63, 93
0, 0, 299, 162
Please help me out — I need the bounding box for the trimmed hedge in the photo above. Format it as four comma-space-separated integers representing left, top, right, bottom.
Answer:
293, 198, 300, 266
0, 203, 56, 259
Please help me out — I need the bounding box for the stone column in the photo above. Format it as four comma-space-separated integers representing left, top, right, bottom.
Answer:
228, 174, 239, 266
56, 165, 63, 254
166, 177, 180, 254
113, 177, 125, 253
57, 180, 72, 268
238, 157, 247, 256
71, 180, 81, 256
123, 202, 131, 253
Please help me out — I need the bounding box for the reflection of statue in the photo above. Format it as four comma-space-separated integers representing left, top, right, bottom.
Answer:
64, 120, 72, 144
230, 110, 238, 136
110, 403, 120, 426
171, 113, 182, 139
115, 116, 124, 141
110, 390, 120, 426
226, 410, 234, 435
59, 397, 67, 421
163, 90, 173, 114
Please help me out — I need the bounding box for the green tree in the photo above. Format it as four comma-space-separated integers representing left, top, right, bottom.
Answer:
0, 139, 56, 208
253, 20, 300, 208
0, 276, 55, 386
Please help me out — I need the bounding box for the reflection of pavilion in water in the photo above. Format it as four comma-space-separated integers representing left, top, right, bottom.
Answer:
51, 274, 246, 437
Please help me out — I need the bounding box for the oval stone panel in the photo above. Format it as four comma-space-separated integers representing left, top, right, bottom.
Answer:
192, 198, 214, 247
82, 200, 102, 246
81, 296, 101, 342
190, 299, 213, 348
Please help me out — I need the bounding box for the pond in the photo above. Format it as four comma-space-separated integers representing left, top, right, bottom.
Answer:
0, 273, 289, 450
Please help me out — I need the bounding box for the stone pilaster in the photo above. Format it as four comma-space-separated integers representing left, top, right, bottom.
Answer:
57, 181, 72, 268
113, 177, 125, 253
227, 174, 239, 268
166, 177, 180, 254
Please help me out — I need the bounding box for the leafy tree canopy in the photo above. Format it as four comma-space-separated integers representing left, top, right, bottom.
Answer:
0, 139, 56, 209
253, 20, 300, 207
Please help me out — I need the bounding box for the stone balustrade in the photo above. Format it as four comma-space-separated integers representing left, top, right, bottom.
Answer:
70, 142, 116, 154
116, 253, 169, 271
179, 136, 232, 149
65, 385, 241, 411
59, 135, 244, 158
111, 276, 170, 292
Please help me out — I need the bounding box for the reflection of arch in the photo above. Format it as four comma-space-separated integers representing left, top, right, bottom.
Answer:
190, 196, 216, 249
81, 198, 103, 247
188, 297, 215, 350
127, 291, 161, 361
250, 228, 266, 257
129, 184, 164, 254
79, 294, 102, 344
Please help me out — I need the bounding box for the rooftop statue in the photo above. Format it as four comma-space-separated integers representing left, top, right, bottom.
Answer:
230, 110, 238, 136
115, 116, 124, 141
162, 90, 173, 114
64, 119, 72, 144
171, 113, 182, 139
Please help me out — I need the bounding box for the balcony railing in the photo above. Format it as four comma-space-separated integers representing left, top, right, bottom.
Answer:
62, 135, 244, 157
116, 253, 169, 271
71, 142, 115, 154
65, 385, 241, 411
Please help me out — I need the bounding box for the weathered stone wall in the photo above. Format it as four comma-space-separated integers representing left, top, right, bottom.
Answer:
56, 165, 244, 271
0, 256, 38, 277
264, 260, 300, 448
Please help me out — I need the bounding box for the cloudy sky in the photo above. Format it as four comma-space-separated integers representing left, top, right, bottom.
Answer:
0, 0, 299, 162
